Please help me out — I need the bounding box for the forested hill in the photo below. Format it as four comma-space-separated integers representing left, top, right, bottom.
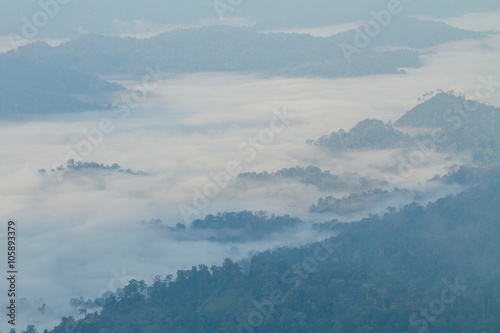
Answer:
44, 165, 500, 333
395, 91, 500, 128
7, 17, 482, 78
0, 55, 122, 119
0, 17, 483, 119
309, 119, 412, 150
307, 92, 500, 165
144, 211, 309, 243
395, 91, 500, 160
238, 165, 386, 191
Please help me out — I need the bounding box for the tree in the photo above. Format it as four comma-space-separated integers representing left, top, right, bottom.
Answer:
22, 326, 37, 333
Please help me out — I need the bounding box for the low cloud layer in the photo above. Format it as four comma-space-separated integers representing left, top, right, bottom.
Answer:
0, 15, 499, 330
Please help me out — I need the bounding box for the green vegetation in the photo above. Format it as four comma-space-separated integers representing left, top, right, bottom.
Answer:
309, 119, 411, 150
395, 91, 500, 162
190, 211, 300, 231
310, 188, 411, 215
238, 165, 385, 191
394, 91, 500, 129
39, 160, 146, 176
395, 91, 466, 128
8, 17, 481, 79
435, 164, 500, 185
145, 211, 305, 243
0, 55, 122, 119
309, 92, 500, 165
343, 16, 482, 49
43, 166, 500, 332
0, 18, 483, 119
8, 26, 418, 78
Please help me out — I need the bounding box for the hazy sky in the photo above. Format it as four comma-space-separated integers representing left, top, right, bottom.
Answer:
0, 6, 499, 331
1, 0, 499, 40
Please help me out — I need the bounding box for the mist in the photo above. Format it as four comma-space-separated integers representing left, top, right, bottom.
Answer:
0, 7, 499, 331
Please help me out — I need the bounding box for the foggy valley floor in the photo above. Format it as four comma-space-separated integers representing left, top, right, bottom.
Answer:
0, 4, 500, 332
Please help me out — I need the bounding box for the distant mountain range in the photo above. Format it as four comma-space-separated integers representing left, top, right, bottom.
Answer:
0, 55, 122, 119
309, 91, 500, 154
1, 0, 497, 38
396, 91, 500, 163
238, 165, 386, 191
0, 18, 484, 118
45, 165, 500, 332
9, 17, 482, 77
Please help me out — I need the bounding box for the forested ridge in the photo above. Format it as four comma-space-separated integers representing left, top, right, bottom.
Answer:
0, 56, 121, 118
309, 119, 411, 150
6, 17, 481, 78
28, 166, 500, 333
238, 166, 385, 191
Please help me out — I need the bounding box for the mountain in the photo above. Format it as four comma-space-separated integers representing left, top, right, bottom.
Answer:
334, 16, 482, 50
238, 166, 386, 191
5, 18, 483, 78
308, 92, 500, 162
309, 119, 412, 150
45, 166, 500, 332
0, 54, 123, 119
394, 91, 498, 128
144, 211, 307, 243
310, 187, 412, 215
395, 91, 500, 160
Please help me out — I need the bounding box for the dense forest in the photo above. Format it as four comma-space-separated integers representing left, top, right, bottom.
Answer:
0, 18, 483, 118
3, 1, 500, 332
310, 188, 412, 215
5, 26, 414, 78
306, 92, 500, 167
309, 119, 411, 150
395, 91, 474, 128
19, 165, 497, 332
39, 160, 146, 176
0, 56, 121, 118
143, 211, 308, 243
238, 166, 385, 191
6, 17, 481, 78
395, 91, 500, 164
